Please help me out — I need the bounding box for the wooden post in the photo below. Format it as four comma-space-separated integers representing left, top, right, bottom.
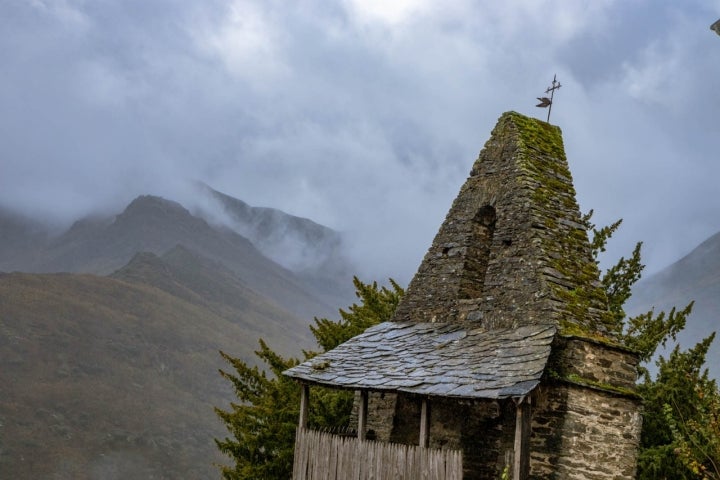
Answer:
298, 383, 309, 430
512, 396, 531, 480
419, 397, 429, 447
358, 390, 368, 441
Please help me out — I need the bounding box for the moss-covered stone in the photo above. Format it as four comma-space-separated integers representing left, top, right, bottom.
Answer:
507, 112, 617, 338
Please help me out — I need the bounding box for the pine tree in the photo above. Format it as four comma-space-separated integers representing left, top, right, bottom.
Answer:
214, 277, 403, 480
586, 213, 719, 479
639, 336, 718, 479
666, 371, 720, 479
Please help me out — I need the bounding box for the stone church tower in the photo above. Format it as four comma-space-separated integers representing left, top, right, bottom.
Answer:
285, 111, 642, 479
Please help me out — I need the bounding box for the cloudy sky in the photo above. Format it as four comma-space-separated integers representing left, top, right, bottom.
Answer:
1, 0, 719, 283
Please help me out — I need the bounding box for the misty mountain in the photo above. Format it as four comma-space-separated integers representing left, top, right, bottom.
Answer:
0, 194, 347, 319
627, 231, 720, 379
197, 183, 343, 272
0, 245, 315, 479
194, 184, 356, 305
0, 206, 50, 269
0, 192, 355, 478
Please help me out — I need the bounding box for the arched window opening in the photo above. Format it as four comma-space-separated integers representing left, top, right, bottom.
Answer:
459, 205, 496, 299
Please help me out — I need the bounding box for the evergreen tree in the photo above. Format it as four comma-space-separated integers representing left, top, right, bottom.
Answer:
666, 371, 720, 479
586, 214, 719, 479
214, 277, 403, 480
639, 336, 718, 479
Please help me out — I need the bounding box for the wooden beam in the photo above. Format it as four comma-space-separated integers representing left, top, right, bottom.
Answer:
512, 396, 531, 480
358, 390, 368, 441
419, 397, 429, 447
298, 383, 309, 430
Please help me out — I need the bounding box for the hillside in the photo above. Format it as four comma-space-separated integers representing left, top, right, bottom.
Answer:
111, 245, 313, 349
0, 194, 341, 319
0, 250, 316, 479
0, 191, 350, 479
627, 232, 720, 379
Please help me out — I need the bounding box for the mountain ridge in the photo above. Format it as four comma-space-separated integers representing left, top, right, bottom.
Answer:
627, 230, 720, 379
0, 190, 349, 478
0, 192, 346, 319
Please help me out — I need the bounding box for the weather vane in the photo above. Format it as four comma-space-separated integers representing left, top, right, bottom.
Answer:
536, 74, 561, 123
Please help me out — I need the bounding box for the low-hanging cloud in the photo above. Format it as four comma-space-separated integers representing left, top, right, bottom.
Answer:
1, 0, 719, 283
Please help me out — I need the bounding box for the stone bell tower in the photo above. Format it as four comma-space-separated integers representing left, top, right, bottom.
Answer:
285, 111, 642, 480
389, 111, 642, 478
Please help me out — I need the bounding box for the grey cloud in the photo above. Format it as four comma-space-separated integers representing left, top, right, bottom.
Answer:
0, 0, 718, 282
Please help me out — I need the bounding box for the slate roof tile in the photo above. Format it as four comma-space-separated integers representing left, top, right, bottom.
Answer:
284, 322, 556, 400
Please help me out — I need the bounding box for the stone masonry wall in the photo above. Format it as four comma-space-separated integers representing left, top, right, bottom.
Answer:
530, 383, 642, 479
362, 392, 397, 442
554, 337, 639, 390
392, 114, 547, 326
392, 112, 609, 336
528, 338, 641, 479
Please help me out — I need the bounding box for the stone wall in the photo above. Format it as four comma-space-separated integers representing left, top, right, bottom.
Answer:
553, 337, 640, 391
363, 391, 397, 442
527, 337, 641, 479
392, 112, 610, 336
530, 383, 642, 479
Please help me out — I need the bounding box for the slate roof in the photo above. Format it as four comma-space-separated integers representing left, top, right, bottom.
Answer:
283, 322, 556, 400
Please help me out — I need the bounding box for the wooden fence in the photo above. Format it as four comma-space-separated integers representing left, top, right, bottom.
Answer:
293, 428, 463, 480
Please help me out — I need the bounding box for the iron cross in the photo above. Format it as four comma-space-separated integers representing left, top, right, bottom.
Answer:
536, 74, 561, 123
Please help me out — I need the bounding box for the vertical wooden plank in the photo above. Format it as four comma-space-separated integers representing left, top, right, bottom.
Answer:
435, 450, 444, 479
358, 390, 368, 441
408, 445, 418, 480
421, 445, 430, 480
301, 429, 309, 480
348, 437, 357, 480
306, 430, 314, 480
419, 397, 429, 448
513, 397, 522, 480
299, 430, 305, 480
328, 433, 338, 480
382, 442, 391, 479
371, 440, 380, 480
295, 427, 306, 480
292, 428, 300, 480
398, 444, 406, 480
336, 436, 345, 480
451, 449, 459, 480
321, 431, 330, 480
299, 383, 310, 430
513, 396, 531, 480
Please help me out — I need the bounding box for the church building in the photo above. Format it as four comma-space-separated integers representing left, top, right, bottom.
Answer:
284, 111, 642, 480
